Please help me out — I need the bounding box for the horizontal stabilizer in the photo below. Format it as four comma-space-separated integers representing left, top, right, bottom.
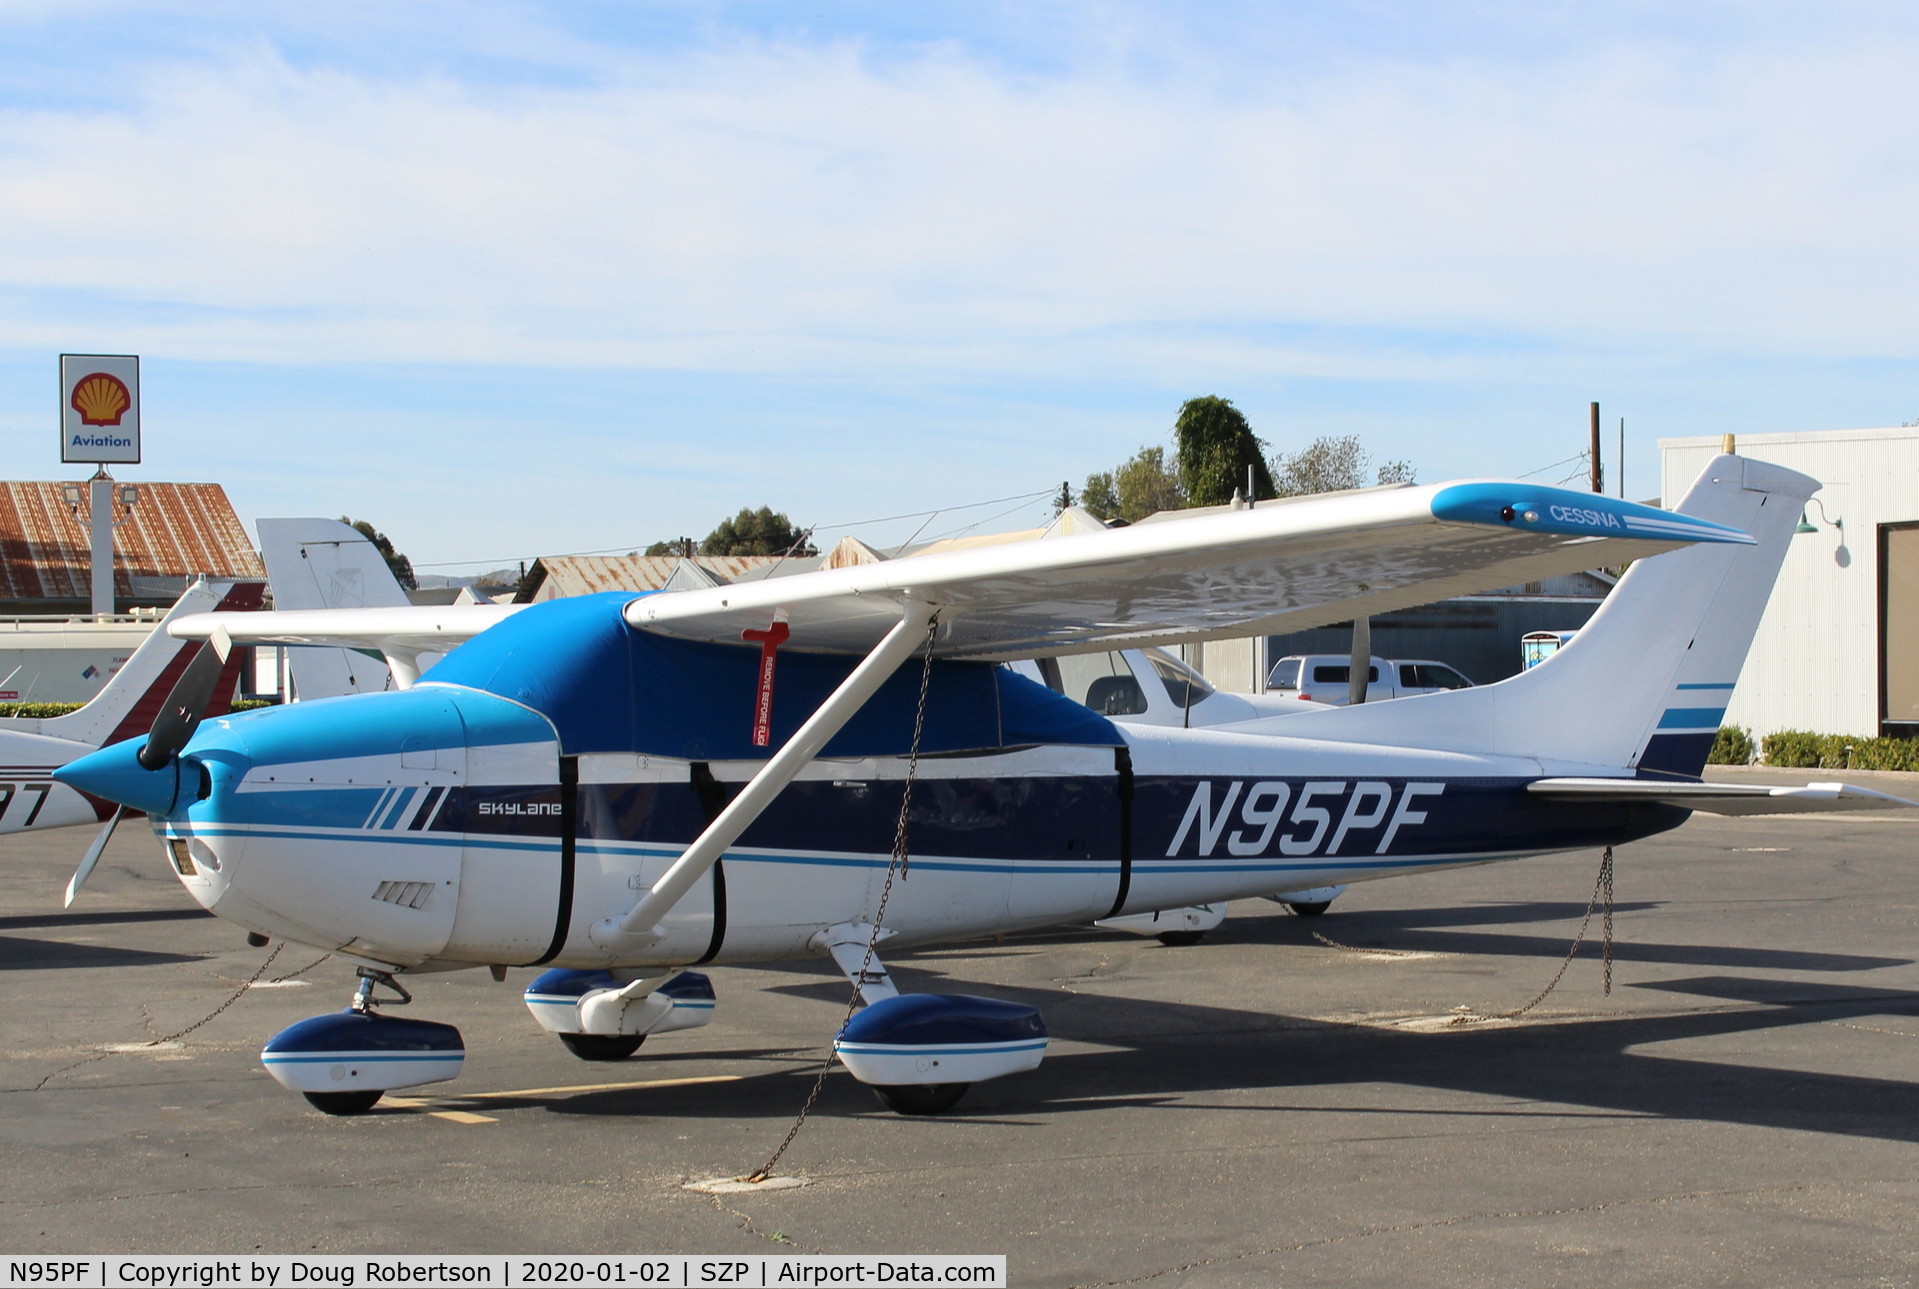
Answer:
1528, 778, 1919, 816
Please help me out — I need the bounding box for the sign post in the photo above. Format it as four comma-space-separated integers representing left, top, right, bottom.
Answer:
59, 354, 141, 616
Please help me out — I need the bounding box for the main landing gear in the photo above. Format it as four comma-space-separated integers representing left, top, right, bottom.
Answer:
1093, 904, 1227, 946
816, 922, 1049, 1117
260, 968, 465, 1116
523, 968, 717, 1059
1265, 885, 1347, 918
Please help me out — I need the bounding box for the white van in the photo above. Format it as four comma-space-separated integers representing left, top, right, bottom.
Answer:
1265, 654, 1475, 705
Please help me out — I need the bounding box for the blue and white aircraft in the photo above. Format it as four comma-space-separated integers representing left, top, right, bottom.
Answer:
55, 453, 1913, 1116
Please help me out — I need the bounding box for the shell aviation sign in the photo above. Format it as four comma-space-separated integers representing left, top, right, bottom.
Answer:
59, 352, 140, 464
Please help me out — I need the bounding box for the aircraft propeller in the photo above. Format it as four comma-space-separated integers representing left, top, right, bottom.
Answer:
1347, 614, 1371, 705
63, 627, 232, 907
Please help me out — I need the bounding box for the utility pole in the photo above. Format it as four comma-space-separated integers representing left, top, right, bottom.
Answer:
1589, 402, 1603, 494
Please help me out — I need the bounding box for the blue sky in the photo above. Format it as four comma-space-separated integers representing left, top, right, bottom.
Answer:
1, 2, 1915, 572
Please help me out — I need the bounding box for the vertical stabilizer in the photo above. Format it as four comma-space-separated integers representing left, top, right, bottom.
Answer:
1264, 454, 1817, 776
31, 579, 264, 748
257, 518, 414, 698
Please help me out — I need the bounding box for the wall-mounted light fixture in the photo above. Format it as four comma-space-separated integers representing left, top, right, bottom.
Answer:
1795, 497, 1843, 535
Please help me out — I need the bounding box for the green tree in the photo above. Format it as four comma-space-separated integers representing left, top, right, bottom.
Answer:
645, 537, 696, 557
1269, 435, 1417, 497
1174, 396, 1274, 507
340, 518, 417, 591
1079, 470, 1120, 522
699, 507, 817, 557
1081, 446, 1185, 524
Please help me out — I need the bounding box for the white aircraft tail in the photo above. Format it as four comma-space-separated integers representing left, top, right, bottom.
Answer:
30, 579, 265, 748
256, 518, 413, 698
1272, 453, 1817, 777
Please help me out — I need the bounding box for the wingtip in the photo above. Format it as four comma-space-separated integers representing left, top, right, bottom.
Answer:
1429, 483, 1756, 545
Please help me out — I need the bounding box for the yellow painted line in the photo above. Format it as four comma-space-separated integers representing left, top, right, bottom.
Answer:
380, 1074, 742, 1118
459, 1074, 741, 1100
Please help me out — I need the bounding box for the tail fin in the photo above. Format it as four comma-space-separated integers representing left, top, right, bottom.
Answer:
1275, 453, 1817, 776
31, 579, 265, 748
256, 518, 411, 698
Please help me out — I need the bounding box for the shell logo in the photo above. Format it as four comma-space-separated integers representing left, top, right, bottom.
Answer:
71, 373, 131, 427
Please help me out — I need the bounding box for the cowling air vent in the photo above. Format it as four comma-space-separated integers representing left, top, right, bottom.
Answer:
373, 880, 434, 909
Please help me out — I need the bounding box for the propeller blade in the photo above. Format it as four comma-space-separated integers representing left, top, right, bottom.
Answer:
138, 627, 233, 771
1347, 615, 1371, 705
64, 808, 123, 907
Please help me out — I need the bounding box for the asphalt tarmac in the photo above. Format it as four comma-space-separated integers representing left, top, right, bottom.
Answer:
5, 766, 1919, 1287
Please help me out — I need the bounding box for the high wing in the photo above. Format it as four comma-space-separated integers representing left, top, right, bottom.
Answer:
168, 605, 520, 661
168, 481, 1746, 661
1528, 778, 1919, 815
625, 481, 1749, 659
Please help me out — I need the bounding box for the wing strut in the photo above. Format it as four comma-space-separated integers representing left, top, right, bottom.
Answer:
592, 600, 937, 949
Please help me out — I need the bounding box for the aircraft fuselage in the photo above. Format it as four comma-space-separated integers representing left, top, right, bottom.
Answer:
156, 684, 1683, 972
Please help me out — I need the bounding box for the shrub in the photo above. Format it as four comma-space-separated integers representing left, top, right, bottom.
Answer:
0, 702, 83, 718
1760, 729, 1919, 771
1707, 726, 1754, 765
0, 698, 278, 719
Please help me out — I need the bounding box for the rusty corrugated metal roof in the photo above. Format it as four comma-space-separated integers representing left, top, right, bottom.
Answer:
530, 554, 819, 600
0, 481, 264, 604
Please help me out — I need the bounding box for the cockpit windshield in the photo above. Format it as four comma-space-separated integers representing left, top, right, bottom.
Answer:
1142, 648, 1215, 710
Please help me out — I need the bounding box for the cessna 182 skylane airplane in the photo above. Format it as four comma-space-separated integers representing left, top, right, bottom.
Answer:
56, 453, 1915, 1116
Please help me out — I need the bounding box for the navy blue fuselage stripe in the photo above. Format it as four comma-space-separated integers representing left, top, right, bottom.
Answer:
281, 773, 1689, 862
406, 786, 446, 831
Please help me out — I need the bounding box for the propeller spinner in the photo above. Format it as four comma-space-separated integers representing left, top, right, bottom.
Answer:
59, 627, 232, 906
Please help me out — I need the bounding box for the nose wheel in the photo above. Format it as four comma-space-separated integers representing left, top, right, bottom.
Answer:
262, 968, 465, 1116
305, 1089, 386, 1116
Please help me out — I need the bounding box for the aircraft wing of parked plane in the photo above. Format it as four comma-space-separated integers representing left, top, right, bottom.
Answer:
175, 482, 1745, 663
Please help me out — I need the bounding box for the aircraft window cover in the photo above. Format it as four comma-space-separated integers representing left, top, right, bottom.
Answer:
1143, 647, 1215, 709
1053, 651, 1129, 709
1312, 664, 1378, 684
1267, 657, 1302, 690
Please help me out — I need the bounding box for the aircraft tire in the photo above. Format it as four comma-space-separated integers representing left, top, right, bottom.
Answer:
303, 1090, 384, 1116
873, 1083, 969, 1116
558, 1033, 646, 1062
1287, 901, 1332, 917
1156, 930, 1206, 946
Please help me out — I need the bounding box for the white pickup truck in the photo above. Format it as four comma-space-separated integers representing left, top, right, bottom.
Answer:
1265, 654, 1475, 706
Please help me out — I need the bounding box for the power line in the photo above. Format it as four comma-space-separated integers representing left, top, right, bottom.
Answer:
409, 487, 1056, 571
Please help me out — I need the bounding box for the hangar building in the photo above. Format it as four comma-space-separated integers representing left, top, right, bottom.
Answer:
1661, 427, 1919, 740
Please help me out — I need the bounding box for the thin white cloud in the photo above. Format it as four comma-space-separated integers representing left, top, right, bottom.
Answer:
1, 19, 1915, 384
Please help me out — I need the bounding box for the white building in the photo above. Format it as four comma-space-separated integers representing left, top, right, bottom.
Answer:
1662, 427, 1919, 740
